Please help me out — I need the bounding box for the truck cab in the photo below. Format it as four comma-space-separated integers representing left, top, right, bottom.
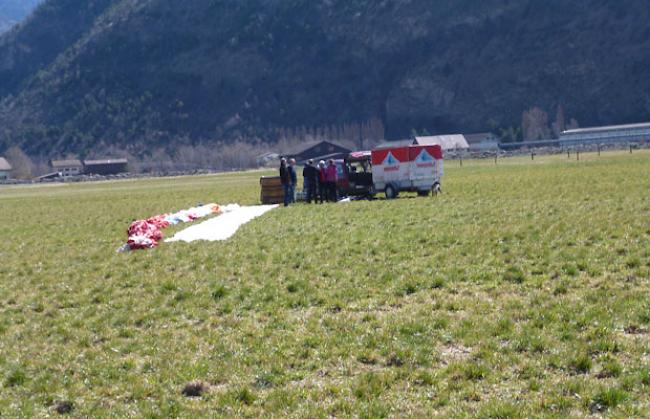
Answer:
336, 151, 374, 197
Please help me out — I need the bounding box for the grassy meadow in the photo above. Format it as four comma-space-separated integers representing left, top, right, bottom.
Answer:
0, 151, 649, 417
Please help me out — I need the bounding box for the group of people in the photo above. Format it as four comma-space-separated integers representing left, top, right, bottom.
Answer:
279, 158, 338, 206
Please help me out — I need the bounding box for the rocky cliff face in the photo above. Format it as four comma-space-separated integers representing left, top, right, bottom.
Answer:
1, 0, 649, 155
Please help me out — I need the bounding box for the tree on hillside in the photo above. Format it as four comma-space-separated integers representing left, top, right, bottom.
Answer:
141, 148, 174, 173
499, 125, 523, 143
275, 118, 385, 149
5, 146, 33, 179
552, 104, 566, 138
522, 107, 551, 141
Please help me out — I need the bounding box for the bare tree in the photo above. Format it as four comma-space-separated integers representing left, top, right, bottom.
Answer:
566, 118, 579, 130
216, 141, 258, 170
140, 148, 174, 173
499, 125, 523, 143
5, 146, 34, 179
175, 145, 212, 171
522, 107, 551, 141
552, 104, 566, 138
32, 159, 51, 177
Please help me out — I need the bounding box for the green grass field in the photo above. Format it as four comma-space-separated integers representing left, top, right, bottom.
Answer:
1, 151, 649, 417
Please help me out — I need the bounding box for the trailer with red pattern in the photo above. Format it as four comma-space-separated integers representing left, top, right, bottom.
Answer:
370, 144, 443, 199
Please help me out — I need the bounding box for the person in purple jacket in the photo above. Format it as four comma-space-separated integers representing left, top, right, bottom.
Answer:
325, 159, 338, 202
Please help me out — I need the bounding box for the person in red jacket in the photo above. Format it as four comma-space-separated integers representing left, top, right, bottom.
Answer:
325, 159, 338, 202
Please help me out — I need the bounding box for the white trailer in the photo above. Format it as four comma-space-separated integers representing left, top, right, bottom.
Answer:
370, 144, 443, 199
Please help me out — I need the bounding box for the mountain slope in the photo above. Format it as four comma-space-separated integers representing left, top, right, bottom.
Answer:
1, 0, 650, 155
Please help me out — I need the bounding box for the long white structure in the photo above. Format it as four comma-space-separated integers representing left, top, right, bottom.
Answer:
560, 122, 650, 146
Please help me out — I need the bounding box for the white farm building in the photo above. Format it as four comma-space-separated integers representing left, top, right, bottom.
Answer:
560, 122, 650, 147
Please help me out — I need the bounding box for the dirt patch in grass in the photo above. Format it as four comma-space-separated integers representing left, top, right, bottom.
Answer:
623, 325, 648, 335
182, 380, 210, 398
440, 344, 472, 363
54, 400, 74, 414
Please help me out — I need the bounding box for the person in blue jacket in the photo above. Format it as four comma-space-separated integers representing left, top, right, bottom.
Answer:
279, 158, 291, 206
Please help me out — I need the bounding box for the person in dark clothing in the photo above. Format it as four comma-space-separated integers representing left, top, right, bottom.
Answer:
288, 158, 297, 203
302, 160, 310, 202
303, 159, 319, 203
279, 158, 291, 207
317, 160, 327, 204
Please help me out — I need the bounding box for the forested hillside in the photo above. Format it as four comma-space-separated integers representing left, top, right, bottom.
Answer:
1, 0, 649, 156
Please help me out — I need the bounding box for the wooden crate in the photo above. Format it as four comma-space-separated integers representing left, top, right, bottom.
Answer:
260, 176, 284, 204
260, 176, 282, 187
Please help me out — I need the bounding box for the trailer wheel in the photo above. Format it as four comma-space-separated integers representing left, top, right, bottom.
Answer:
417, 190, 430, 197
385, 184, 398, 199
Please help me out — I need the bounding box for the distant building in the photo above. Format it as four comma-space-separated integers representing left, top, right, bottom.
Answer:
83, 158, 129, 175
0, 157, 13, 180
464, 132, 500, 151
282, 140, 351, 163
560, 122, 650, 146
256, 152, 280, 167
414, 135, 470, 150
375, 139, 414, 149
50, 159, 83, 177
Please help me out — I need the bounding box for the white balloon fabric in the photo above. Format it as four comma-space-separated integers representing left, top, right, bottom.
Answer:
166, 204, 278, 243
